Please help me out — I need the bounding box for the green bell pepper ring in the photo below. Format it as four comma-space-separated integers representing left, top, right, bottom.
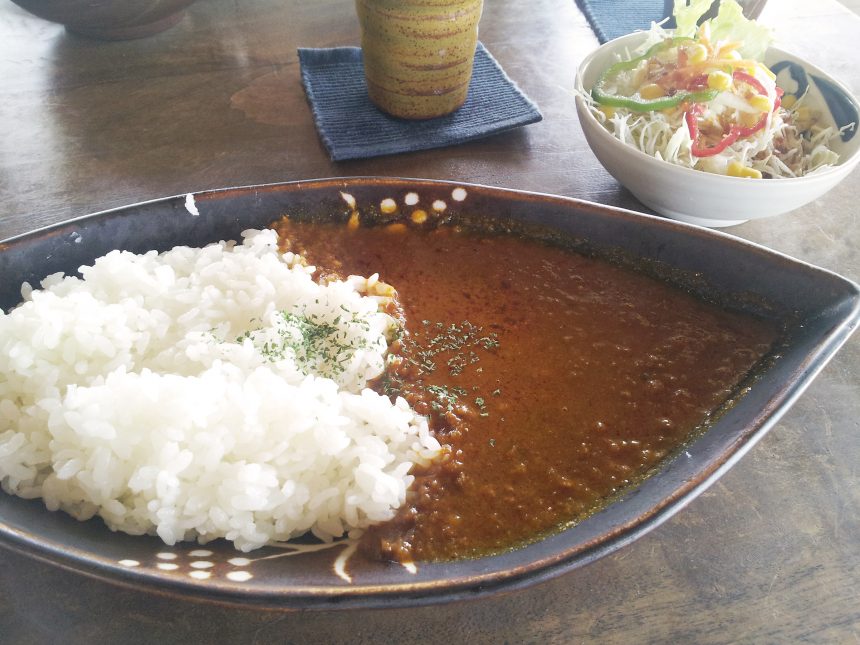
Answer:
591, 37, 720, 112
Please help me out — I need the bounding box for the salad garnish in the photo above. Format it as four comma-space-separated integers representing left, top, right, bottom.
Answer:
585, 0, 845, 179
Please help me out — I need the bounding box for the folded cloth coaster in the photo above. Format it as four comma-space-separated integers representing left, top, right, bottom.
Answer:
575, 0, 673, 43
298, 43, 542, 162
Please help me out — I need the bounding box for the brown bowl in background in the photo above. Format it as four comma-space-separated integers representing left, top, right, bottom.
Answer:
8, 0, 198, 40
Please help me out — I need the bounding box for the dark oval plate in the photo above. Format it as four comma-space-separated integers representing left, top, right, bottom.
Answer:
1, 178, 858, 609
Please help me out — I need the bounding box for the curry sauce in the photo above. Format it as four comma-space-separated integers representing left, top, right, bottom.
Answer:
274, 217, 780, 562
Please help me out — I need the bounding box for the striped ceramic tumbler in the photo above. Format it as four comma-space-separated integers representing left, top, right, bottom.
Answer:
355, 0, 484, 119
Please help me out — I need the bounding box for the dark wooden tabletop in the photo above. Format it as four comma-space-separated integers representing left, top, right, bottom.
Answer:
1, 0, 859, 642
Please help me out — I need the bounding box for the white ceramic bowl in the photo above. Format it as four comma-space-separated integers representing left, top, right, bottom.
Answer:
574, 32, 860, 227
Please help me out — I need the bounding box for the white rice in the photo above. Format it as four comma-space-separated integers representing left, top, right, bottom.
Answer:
0, 229, 440, 551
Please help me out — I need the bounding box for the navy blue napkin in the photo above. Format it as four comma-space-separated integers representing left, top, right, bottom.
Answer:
575, 0, 674, 43
298, 43, 542, 162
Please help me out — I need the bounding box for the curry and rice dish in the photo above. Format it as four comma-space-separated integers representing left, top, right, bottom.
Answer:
0, 213, 780, 563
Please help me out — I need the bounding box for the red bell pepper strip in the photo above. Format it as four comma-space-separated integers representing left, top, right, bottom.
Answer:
738, 87, 785, 137
732, 70, 767, 96
737, 113, 768, 138
686, 74, 783, 157
686, 104, 742, 157
774, 86, 784, 111
734, 85, 784, 138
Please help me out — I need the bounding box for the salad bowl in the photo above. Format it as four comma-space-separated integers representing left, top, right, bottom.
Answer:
574, 32, 860, 227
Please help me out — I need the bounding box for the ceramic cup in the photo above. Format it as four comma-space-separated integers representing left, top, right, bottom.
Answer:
355, 0, 484, 119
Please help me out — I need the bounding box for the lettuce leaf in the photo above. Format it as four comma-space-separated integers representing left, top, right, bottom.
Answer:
709, 1, 773, 60
673, 0, 714, 38
673, 0, 774, 60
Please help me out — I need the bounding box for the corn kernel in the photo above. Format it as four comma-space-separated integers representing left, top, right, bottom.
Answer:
598, 106, 615, 119
727, 161, 762, 179
385, 222, 407, 234
411, 209, 428, 224
638, 83, 665, 100
749, 94, 772, 112
688, 43, 709, 64
793, 106, 814, 130
781, 94, 797, 109
707, 70, 732, 91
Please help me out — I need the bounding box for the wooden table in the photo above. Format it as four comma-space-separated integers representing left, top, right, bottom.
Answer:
1, 0, 858, 642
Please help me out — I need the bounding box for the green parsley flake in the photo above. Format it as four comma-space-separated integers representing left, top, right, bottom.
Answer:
411, 320, 500, 377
